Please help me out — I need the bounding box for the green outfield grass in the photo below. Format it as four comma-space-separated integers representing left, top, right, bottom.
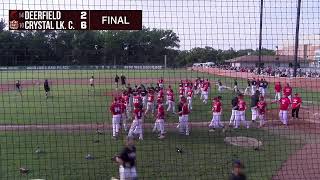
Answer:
0, 129, 303, 180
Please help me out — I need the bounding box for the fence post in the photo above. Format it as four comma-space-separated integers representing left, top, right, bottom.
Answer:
293, 0, 302, 77
258, 0, 264, 75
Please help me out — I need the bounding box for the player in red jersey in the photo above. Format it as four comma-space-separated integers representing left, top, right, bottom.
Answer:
257, 96, 267, 128
291, 93, 302, 119
157, 88, 165, 102
158, 77, 164, 89
128, 104, 144, 140
272, 95, 291, 126
186, 88, 193, 110
178, 98, 190, 135
132, 92, 142, 109
274, 82, 282, 101
178, 86, 185, 100
152, 99, 166, 139
165, 85, 173, 104
119, 96, 128, 132
234, 94, 249, 129
209, 96, 224, 131
145, 89, 155, 114
110, 97, 122, 139
122, 91, 132, 121
201, 83, 209, 104
283, 83, 292, 101
166, 89, 175, 113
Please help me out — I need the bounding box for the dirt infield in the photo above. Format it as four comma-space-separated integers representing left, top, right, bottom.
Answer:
272, 143, 320, 180
192, 67, 320, 92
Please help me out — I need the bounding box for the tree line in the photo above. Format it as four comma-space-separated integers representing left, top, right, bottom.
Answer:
0, 20, 275, 67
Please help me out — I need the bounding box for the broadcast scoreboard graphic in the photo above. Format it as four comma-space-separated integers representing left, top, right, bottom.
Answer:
9, 10, 142, 30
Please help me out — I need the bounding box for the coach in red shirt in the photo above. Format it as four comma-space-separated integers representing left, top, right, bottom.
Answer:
292, 93, 302, 119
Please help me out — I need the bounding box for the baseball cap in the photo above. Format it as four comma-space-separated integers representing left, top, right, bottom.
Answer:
233, 160, 244, 168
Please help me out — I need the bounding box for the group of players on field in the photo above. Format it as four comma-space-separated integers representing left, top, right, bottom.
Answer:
109, 76, 303, 140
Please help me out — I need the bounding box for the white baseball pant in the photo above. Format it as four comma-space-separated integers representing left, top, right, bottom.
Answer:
187, 97, 192, 110
202, 92, 208, 104
274, 92, 281, 101
121, 113, 127, 131
146, 102, 154, 114
209, 112, 224, 128
279, 110, 288, 125
167, 100, 175, 113
153, 119, 165, 135
235, 111, 249, 129
229, 110, 237, 126
128, 119, 143, 139
119, 165, 137, 180
258, 114, 265, 127
179, 115, 189, 135
251, 107, 258, 121
112, 115, 121, 137
142, 96, 147, 108
251, 85, 257, 95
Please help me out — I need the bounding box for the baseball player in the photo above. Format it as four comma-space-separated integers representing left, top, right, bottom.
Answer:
229, 95, 239, 127
250, 90, 260, 122
176, 97, 185, 129
178, 86, 185, 101
217, 79, 224, 92
133, 92, 142, 109
273, 95, 291, 126
234, 79, 239, 93
234, 94, 249, 129
244, 79, 251, 95
145, 89, 155, 114
110, 97, 122, 139
283, 83, 292, 101
274, 82, 282, 101
153, 99, 166, 139
140, 88, 148, 109
122, 91, 132, 121
291, 93, 302, 119
89, 76, 94, 89
44, 79, 50, 99
251, 78, 257, 95
209, 96, 224, 131
258, 78, 264, 95
257, 96, 267, 128
202, 82, 209, 104
119, 97, 128, 132
15, 80, 22, 96
128, 104, 144, 140
178, 98, 190, 135
186, 87, 193, 110
262, 79, 268, 97
166, 88, 175, 113
158, 77, 164, 89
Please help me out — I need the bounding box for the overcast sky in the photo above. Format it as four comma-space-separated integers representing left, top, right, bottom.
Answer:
1, 0, 319, 50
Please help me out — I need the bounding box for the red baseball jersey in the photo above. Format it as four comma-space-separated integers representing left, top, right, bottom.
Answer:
120, 103, 126, 114
292, 97, 302, 109
187, 89, 193, 97
122, 95, 130, 106
238, 99, 246, 111
133, 108, 143, 119
158, 90, 164, 98
179, 87, 184, 96
212, 101, 222, 113
182, 104, 190, 115
157, 104, 165, 119
158, 79, 164, 84
167, 91, 174, 101
274, 84, 282, 92
279, 97, 291, 110
133, 95, 141, 108
257, 101, 267, 114
203, 84, 209, 91
110, 103, 121, 115
283, 86, 292, 97
148, 93, 155, 102
166, 89, 173, 95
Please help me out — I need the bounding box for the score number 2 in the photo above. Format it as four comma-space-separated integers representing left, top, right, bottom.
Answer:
80, 11, 87, 29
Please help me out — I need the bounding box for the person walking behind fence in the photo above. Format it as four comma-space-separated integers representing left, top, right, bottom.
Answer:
283, 83, 292, 101
112, 136, 138, 180
120, 74, 126, 88
234, 79, 239, 93
251, 78, 257, 95
166, 87, 175, 113
128, 104, 144, 140
292, 93, 302, 120
244, 79, 251, 95
178, 98, 190, 136
110, 97, 122, 139
250, 90, 260, 123
89, 76, 94, 89
153, 99, 166, 139
262, 78, 268, 97
115, 74, 120, 89
272, 95, 291, 126
44, 79, 51, 99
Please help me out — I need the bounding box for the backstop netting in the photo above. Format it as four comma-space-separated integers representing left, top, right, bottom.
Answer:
1, 0, 320, 179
